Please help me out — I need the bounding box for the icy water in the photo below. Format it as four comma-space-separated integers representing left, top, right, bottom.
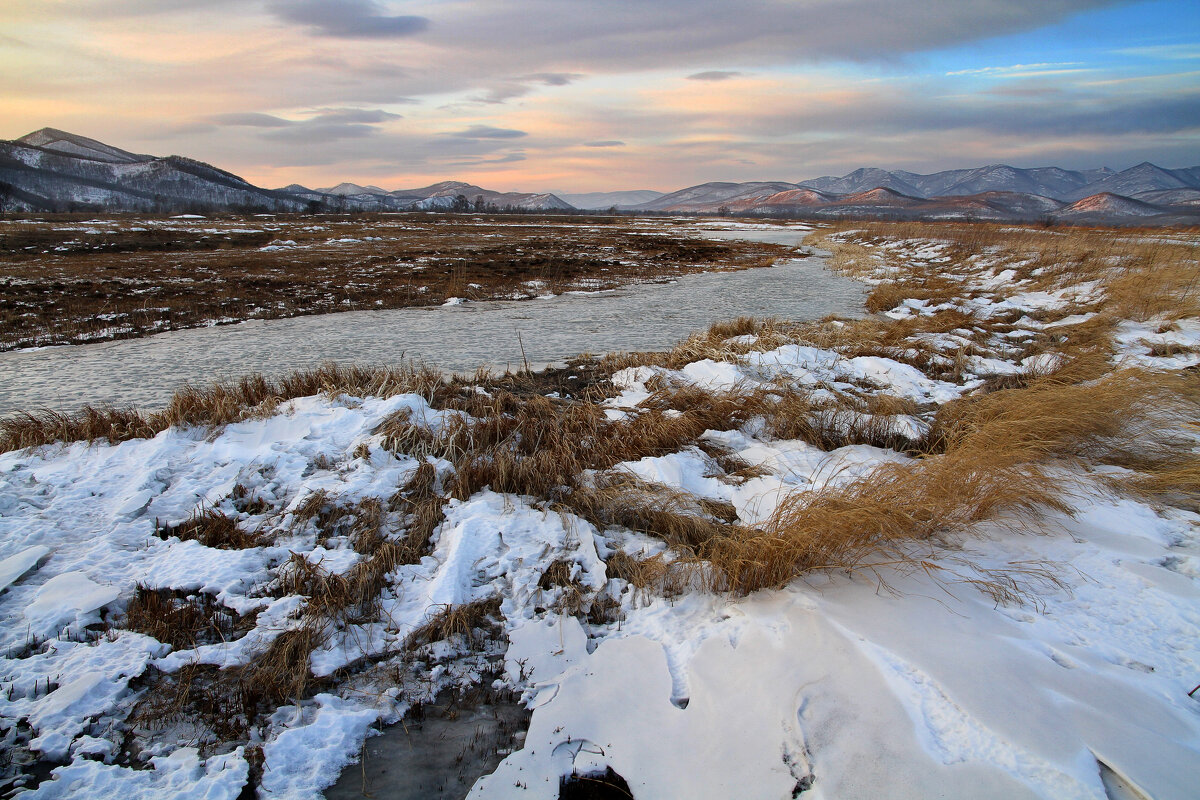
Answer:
324, 699, 530, 800
0, 226, 865, 414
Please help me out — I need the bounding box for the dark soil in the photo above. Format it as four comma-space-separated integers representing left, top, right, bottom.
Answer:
0, 213, 787, 350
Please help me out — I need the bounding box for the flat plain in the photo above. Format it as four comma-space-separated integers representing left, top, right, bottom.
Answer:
0, 213, 784, 351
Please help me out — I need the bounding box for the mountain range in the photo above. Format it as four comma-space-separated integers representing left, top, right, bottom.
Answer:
2, 127, 1199, 224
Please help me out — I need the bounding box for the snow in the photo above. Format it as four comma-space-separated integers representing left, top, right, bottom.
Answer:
260, 694, 382, 799
24, 572, 120, 639
21, 748, 247, 800
0, 545, 49, 593
472, 486, 1200, 799
4, 374, 1195, 797
2, 226, 1198, 799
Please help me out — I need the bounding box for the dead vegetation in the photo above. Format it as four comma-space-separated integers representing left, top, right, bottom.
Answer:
15, 219, 1199, 787
0, 360, 443, 453
406, 598, 503, 651
122, 586, 255, 650
0, 214, 786, 350
155, 508, 265, 550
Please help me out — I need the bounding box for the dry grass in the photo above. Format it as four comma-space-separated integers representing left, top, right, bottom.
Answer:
703, 456, 1066, 593
865, 282, 910, 313
690, 363, 1198, 594
127, 663, 260, 745
1, 214, 786, 350
375, 382, 765, 505
156, 507, 265, 549
406, 598, 503, 650
761, 389, 925, 453
926, 364, 1197, 466
812, 221, 1200, 322
122, 586, 253, 650
0, 360, 444, 453
567, 475, 741, 551
1121, 456, 1200, 509
605, 550, 691, 598
576, 222, 1198, 595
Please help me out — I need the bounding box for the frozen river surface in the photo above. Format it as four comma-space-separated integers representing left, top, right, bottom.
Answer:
0, 226, 865, 414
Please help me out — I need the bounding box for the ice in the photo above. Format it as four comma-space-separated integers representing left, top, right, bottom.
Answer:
23, 572, 120, 639
0, 224, 865, 415
0, 545, 50, 593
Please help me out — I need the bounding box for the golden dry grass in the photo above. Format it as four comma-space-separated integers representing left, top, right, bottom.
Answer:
87, 219, 1200, 769
0, 360, 444, 453
155, 508, 265, 550
406, 598, 502, 650
122, 586, 250, 651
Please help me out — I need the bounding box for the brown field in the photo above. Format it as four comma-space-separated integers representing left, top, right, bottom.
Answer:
0, 212, 786, 350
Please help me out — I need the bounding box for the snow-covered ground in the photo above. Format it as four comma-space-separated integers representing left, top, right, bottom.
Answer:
1, 227, 1198, 799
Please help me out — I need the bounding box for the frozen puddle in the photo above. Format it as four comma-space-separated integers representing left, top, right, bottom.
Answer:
324, 695, 530, 800
0, 225, 864, 414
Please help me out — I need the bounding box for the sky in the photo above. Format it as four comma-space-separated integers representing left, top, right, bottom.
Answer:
1, 0, 1197, 193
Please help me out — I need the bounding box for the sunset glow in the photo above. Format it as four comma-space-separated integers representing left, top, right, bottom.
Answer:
2, 0, 1197, 191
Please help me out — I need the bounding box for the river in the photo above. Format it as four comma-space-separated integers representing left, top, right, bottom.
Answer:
0, 224, 864, 414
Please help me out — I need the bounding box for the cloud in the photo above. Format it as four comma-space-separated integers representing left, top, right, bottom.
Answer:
308, 108, 402, 124
268, 0, 429, 38
466, 73, 584, 105
444, 153, 528, 168
468, 85, 534, 105
209, 112, 294, 127
447, 125, 528, 139
1117, 44, 1200, 60
203, 107, 401, 143
421, 1, 1123, 69
582, 140, 625, 147
946, 62, 1092, 79
687, 71, 742, 81
520, 72, 584, 86
263, 123, 377, 143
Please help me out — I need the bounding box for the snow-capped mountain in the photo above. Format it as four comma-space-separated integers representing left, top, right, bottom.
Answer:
797, 168, 923, 197
1, 128, 308, 213
1061, 162, 1196, 201
3, 127, 1198, 222
635, 181, 800, 212
16, 128, 151, 164
631, 161, 1200, 222
1056, 192, 1166, 220
553, 190, 665, 210
0, 129, 577, 214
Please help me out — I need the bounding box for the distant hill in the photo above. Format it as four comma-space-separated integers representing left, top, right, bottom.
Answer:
630, 161, 1200, 224
3, 127, 1198, 223
0, 128, 308, 213
0, 128, 576, 214
553, 190, 664, 209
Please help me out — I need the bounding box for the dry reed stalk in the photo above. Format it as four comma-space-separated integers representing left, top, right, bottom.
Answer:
0, 361, 446, 453
122, 586, 247, 650
406, 598, 502, 650
156, 507, 265, 549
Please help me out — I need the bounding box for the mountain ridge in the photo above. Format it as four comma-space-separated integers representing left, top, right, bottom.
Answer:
2, 128, 1198, 223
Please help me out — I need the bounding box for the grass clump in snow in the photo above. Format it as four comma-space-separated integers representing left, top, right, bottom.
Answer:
122, 586, 254, 651
0, 361, 444, 453
406, 598, 504, 651
155, 507, 265, 550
